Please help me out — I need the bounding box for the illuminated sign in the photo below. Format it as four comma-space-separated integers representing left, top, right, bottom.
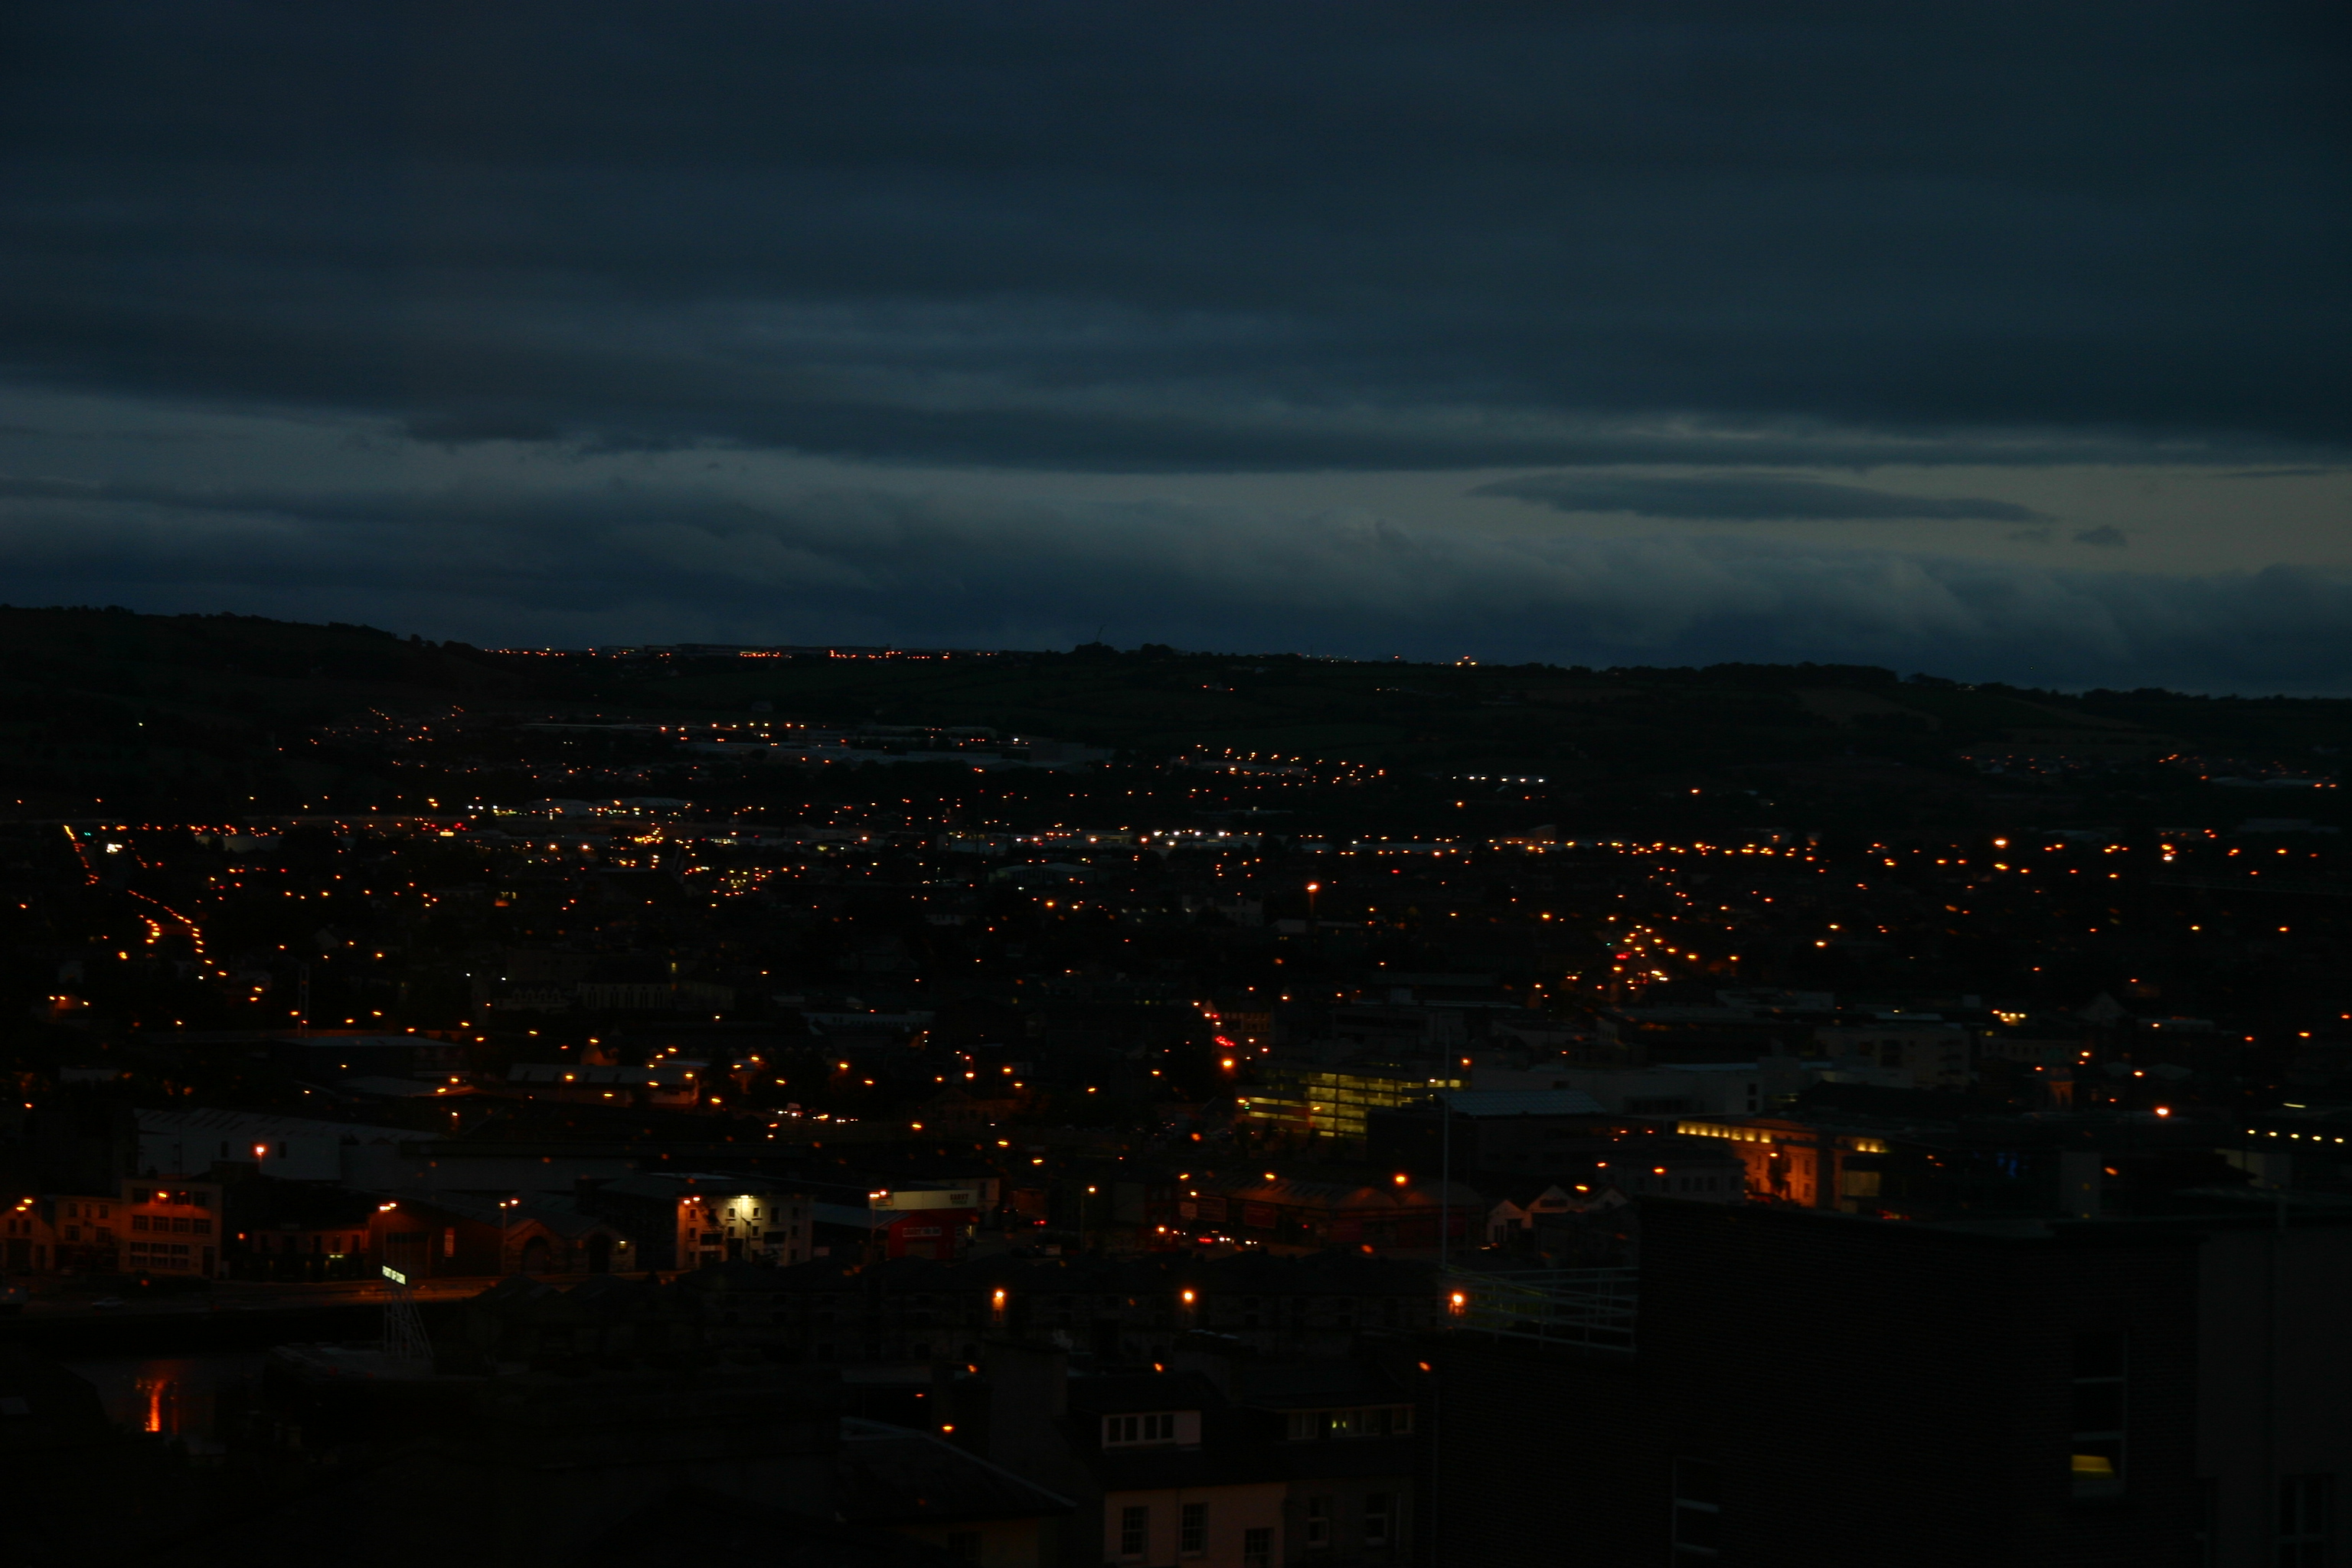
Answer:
381, 1265, 407, 1285
869, 1188, 976, 1211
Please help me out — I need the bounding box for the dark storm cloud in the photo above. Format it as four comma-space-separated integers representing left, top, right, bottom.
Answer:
2219, 468, 2344, 480
5, 475, 2350, 692
403, 413, 564, 446
1472, 474, 2048, 523
2, 2, 2347, 469
4, 3, 2349, 691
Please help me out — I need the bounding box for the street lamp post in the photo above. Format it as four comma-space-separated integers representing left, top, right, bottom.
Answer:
1439, 1093, 1452, 1272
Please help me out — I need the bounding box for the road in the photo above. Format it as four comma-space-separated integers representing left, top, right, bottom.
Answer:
15, 1275, 505, 1318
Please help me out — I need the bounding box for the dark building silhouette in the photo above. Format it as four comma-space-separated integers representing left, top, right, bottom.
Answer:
1428, 1199, 2352, 1567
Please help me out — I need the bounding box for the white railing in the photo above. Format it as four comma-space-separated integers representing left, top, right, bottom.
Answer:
1441, 1266, 1637, 1353
381, 1264, 433, 1368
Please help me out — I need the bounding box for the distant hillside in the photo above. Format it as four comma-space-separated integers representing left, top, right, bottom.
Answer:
0, 607, 531, 814
0, 607, 2344, 820
574, 642, 2352, 786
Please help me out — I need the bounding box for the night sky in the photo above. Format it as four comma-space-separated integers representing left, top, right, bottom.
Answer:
3, 3, 2348, 688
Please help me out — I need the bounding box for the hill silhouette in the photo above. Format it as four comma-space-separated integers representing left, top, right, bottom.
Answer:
0, 606, 2343, 828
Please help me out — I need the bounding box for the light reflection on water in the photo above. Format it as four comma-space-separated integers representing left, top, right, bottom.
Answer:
64, 1354, 266, 1439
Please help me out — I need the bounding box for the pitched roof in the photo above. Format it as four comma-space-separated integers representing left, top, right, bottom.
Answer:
137, 1106, 420, 1145
1487, 1181, 1582, 1209
1222, 1360, 1406, 1410
836, 1419, 1072, 1525
1064, 1370, 1221, 1416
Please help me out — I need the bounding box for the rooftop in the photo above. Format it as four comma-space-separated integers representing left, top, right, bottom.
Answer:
837, 1419, 1072, 1525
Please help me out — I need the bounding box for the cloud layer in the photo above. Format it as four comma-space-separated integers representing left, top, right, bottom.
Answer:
3, 475, 2347, 691
1473, 474, 2049, 522
2, 3, 2347, 689
2, 2, 2347, 471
